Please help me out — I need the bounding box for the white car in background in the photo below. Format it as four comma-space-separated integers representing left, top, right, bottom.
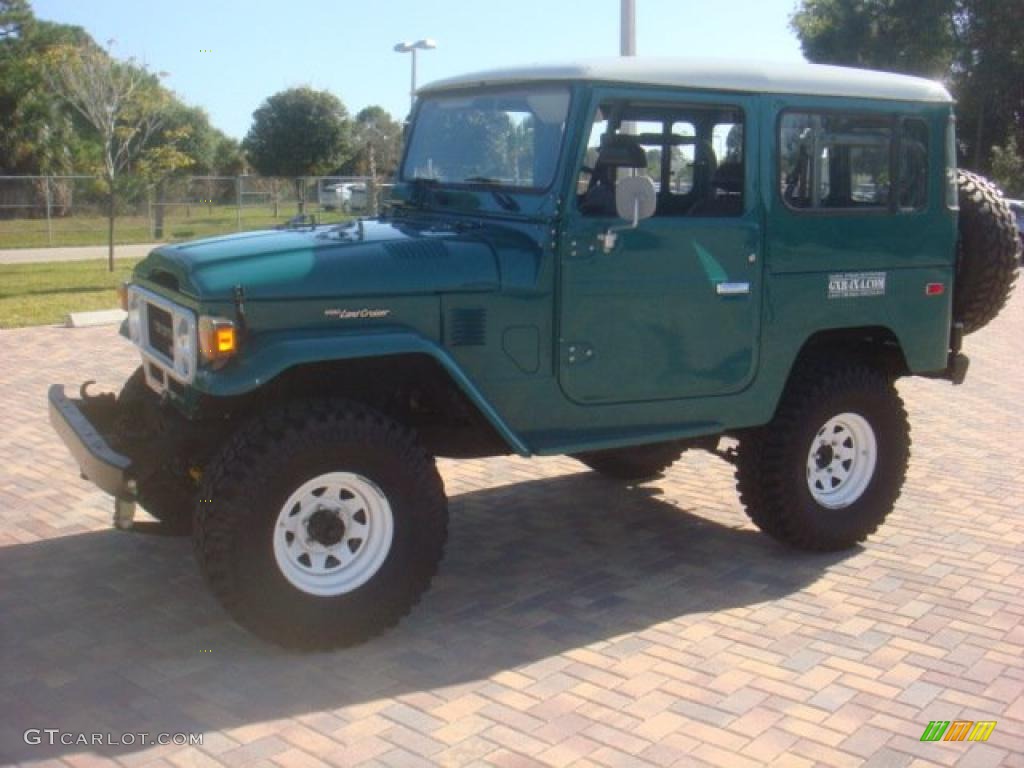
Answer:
321, 182, 368, 213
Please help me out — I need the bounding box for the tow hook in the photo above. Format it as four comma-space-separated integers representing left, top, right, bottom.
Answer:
79, 380, 119, 422
113, 480, 138, 530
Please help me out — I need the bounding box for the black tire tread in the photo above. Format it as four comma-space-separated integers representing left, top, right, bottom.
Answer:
735, 359, 910, 551
193, 398, 447, 650
117, 367, 194, 533
955, 170, 1019, 335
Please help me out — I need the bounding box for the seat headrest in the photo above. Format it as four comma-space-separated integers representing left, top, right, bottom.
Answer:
712, 161, 743, 193
596, 134, 647, 168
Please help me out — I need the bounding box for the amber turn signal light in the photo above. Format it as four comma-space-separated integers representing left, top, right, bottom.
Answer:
198, 316, 237, 363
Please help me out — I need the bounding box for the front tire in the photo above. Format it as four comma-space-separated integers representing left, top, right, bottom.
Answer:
117, 367, 195, 533
735, 361, 910, 551
193, 400, 448, 650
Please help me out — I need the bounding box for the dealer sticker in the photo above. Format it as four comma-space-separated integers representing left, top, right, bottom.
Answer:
828, 272, 887, 299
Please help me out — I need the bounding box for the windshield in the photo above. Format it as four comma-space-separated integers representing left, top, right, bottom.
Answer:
401, 86, 571, 191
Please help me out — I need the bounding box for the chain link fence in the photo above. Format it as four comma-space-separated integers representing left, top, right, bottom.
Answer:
0, 175, 394, 249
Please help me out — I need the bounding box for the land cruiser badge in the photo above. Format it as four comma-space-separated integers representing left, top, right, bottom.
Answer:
828, 272, 886, 299
324, 308, 392, 319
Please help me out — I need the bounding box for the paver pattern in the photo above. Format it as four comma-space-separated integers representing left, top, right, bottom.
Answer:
1, 287, 1022, 768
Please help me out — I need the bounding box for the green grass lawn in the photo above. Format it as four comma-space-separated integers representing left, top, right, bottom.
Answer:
0, 204, 349, 248
0, 258, 138, 328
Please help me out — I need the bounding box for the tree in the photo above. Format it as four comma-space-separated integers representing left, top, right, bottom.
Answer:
790, 0, 1024, 177
991, 132, 1024, 196
0, 0, 31, 41
791, 0, 955, 78
46, 41, 169, 270
212, 136, 245, 176
0, 6, 90, 176
342, 106, 403, 177
243, 87, 351, 213
949, 0, 1024, 169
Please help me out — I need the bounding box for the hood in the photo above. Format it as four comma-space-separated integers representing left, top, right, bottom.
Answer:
135, 219, 507, 301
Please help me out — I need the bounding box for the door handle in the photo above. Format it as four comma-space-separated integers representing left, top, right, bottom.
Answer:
716, 282, 751, 296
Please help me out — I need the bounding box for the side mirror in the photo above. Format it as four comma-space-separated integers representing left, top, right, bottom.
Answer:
599, 175, 656, 253
615, 175, 657, 222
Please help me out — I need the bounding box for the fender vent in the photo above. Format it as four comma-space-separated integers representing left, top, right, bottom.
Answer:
448, 308, 487, 346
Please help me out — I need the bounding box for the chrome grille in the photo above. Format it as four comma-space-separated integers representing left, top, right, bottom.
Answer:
146, 303, 174, 359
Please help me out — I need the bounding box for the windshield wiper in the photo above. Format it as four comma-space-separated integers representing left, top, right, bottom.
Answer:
461, 177, 520, 212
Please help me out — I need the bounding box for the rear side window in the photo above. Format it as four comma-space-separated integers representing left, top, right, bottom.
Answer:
899, 119, 929, 211
780, 113, 891, 210
780, 111, 932, 214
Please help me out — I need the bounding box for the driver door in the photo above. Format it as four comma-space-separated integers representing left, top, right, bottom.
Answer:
558, 91, 762, 405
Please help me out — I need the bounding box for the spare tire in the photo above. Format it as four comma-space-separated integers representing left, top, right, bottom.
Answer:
954, 170, 1019, 334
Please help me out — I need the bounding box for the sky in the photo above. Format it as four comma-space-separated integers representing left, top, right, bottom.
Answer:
32, 0, 807, 141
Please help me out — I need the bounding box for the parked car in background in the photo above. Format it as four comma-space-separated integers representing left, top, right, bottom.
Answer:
321, 182, 368, 213
1007, 199, 1024, 260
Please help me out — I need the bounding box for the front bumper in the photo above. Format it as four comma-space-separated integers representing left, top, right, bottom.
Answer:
48, 384, 136, 501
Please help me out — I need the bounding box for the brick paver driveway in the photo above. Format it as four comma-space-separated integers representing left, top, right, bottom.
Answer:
2, 288, 1022, 768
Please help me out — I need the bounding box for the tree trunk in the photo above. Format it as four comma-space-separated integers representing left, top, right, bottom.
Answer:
368, 143, 378, 217
295, 178, 305, 215
107, 179, 116, 272
154, 180, 166, 239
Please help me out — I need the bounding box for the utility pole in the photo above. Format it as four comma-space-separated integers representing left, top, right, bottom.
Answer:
621, 0, 636, 56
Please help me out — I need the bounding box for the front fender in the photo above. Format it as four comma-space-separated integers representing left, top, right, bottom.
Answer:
192, 328, 531, 456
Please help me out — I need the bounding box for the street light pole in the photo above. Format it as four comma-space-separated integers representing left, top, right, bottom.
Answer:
394, 39, 437, 113
621, 0, 636, 56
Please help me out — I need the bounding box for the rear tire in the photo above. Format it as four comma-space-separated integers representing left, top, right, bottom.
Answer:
954, 170, 1019, 334
735, 361, 909, 551
193, 399, 448, 650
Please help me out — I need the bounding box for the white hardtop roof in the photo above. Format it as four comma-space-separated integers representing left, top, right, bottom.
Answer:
420, 58, 953, 104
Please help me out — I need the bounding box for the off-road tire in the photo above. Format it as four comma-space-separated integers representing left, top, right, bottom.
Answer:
575, 444, 684, 483
735, 361, 910, 551
954, 170, 1019, 335
118, 367, 195, 533
193, 399, 448, 650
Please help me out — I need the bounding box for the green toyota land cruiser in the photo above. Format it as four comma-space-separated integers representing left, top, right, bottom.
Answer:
49, 59, 1019, 649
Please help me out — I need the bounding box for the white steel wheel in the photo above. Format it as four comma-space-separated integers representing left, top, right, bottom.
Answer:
805, 412, 877, 509
273, 471, 394, 596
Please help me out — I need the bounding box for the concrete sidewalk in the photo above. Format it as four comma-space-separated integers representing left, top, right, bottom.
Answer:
0, 242, 161, 264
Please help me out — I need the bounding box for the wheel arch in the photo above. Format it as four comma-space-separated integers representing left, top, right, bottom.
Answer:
192, 330, 530, 456
792, 325, 911, 379
760, 324, 911, 424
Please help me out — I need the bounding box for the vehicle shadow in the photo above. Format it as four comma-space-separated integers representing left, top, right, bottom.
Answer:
0, 470, 850, 762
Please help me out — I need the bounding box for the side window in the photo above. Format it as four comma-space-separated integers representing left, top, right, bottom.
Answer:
780, 112, 892, 210
899, 119, 928, 210
577, 102, 745, 218
576, 109, 609, 196
669, 122, 696, 194
708, 119, 744, 212
631, 120, 667, 184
